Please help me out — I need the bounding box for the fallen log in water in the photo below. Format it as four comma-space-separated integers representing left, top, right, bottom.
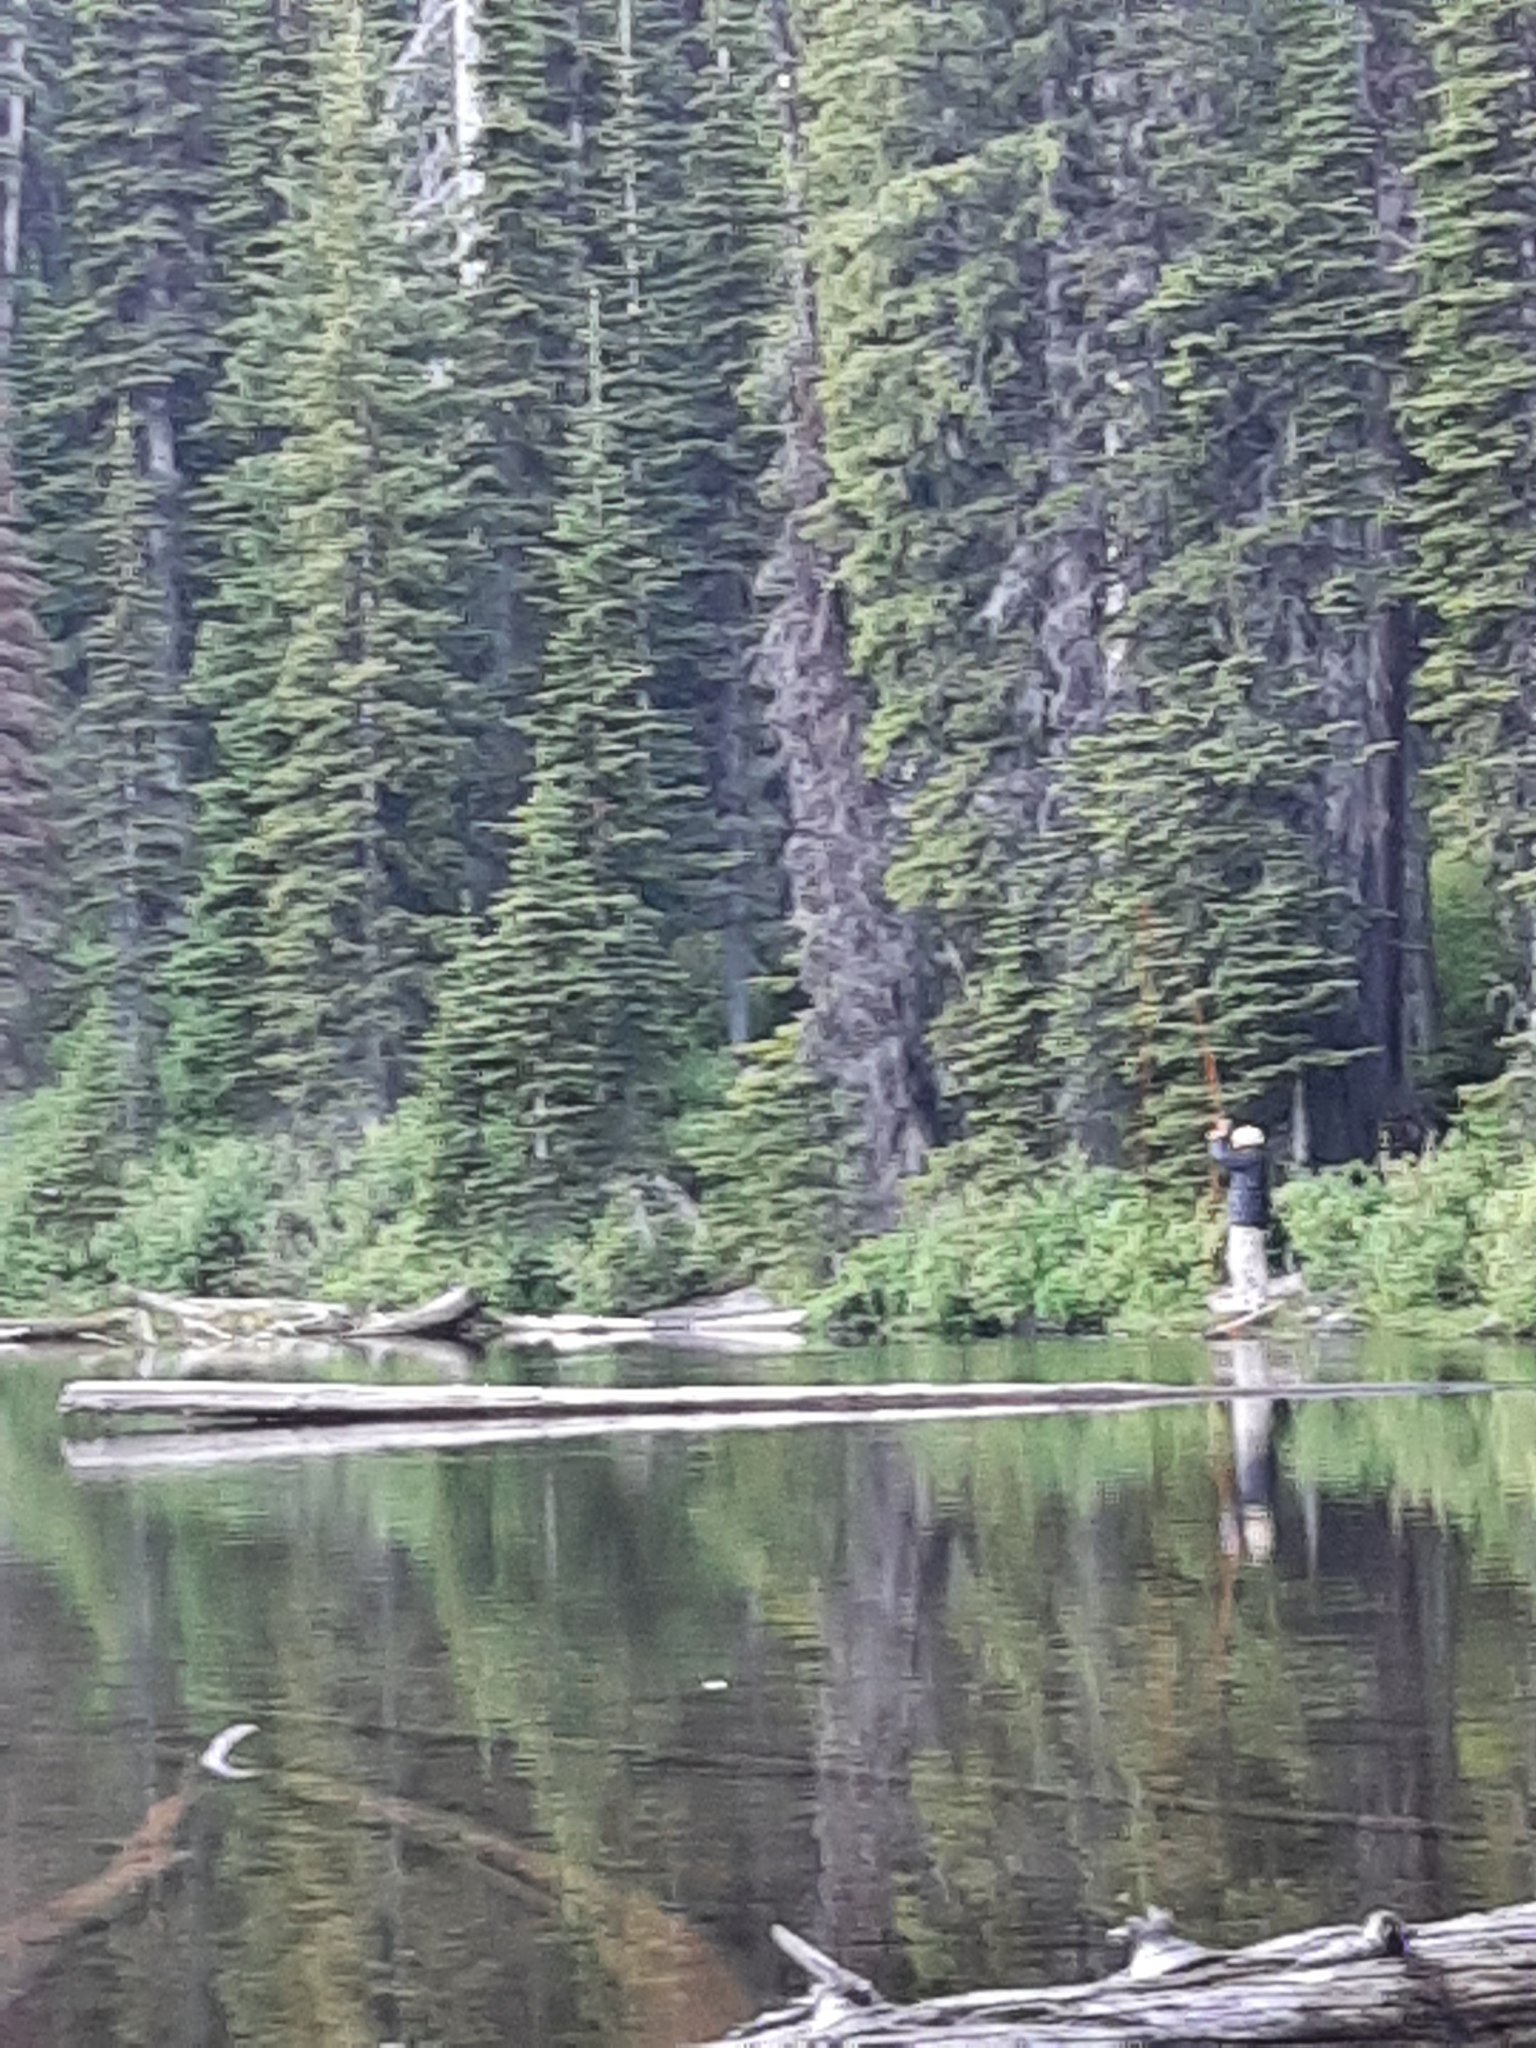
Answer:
706, 1903, 1536, 2045
131, 1284, 482, 1343
346, 1284, 481, 1340
58, 1373, 1506, 1433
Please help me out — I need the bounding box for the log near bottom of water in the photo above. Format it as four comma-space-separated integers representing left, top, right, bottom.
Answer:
708, 1902, 1536, 2045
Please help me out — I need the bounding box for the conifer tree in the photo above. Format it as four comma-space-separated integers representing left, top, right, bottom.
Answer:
172, 0, 486, 1125
608, 0, 782, 1041
23, 0, 222, 677
1401, 0, 1536, 1053
467, 0, 589, 886
424, 293, 694, 1233
70, 402, 191, 1129
0, 0, 57, 1092
0, 442, 54, 1093
733, 0, 935, 1232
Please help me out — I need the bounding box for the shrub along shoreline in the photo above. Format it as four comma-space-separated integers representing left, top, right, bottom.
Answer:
5, 1087, 1533, 1340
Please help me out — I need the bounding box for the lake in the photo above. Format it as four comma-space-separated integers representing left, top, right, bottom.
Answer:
3, 1333, 1536, 2045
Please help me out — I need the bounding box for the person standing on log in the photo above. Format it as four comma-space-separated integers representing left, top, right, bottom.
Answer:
1208, 1117, 1270, 1311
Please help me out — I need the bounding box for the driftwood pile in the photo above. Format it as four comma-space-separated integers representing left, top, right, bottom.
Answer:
708, 1905, 1536, 2044
0, 1284, 807, 1357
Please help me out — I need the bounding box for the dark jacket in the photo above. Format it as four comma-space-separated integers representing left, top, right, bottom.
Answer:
1210, 1138, 1270, 1229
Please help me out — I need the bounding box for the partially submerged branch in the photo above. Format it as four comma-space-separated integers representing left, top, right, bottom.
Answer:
0, 1723, 261, 2009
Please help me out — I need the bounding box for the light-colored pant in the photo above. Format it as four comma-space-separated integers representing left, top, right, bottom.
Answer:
1227, 1224, 1269, 1310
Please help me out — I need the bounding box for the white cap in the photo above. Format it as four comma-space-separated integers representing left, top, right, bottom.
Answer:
1231, 1125, 1265, 1149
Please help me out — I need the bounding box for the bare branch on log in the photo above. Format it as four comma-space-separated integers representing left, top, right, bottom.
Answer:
349, 1284, 480, 1339
708, 1901, 1536, 2044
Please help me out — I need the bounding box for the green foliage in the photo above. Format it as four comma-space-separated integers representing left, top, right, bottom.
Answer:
817, 1156, 1212, 1338
679, 1022, 848, 1297
0, 449, 58, 1091
1428, 849, 1520, 1100
12, 0, 1536, 1319
92, 1132, 278, 1292
1278, 1135, 1502, 1316
551, 1177, 712, 1316
0, 992, 130, 1309
1402, 0, 1536, 948
423, 310, 699, 1237
170, 0, 488, 1122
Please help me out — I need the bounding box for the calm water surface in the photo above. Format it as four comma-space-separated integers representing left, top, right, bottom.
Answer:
3, 1334, 1536, 2045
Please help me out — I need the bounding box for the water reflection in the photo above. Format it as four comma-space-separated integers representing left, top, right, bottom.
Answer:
1, 1341, 1535, 2043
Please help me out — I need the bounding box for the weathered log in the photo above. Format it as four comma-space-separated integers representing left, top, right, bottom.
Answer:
131, 1285, 486, 1346
131, 1288, 355, 1338
0, 1306, 134, 1347
707, 1901, 1536, 2044
349, 1283, 481, 1340
57, 1373, 1504, 1432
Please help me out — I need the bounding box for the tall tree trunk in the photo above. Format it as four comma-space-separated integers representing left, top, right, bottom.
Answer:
756, 0, 934, 1229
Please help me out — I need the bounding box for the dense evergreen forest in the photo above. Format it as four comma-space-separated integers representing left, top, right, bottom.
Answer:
2, 0, 1536, 1321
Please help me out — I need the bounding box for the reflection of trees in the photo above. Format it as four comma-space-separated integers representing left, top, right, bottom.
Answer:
811, 1434, 951, 1996
5, 1356, 1536, 2039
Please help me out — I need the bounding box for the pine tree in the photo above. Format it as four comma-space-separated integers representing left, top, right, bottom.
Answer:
0, 0, 58, 1092
70, 402, 191, 1129
467, 0, 589, 897
1401, 0, 1536, 1056
171, 0, 486, 1126
424, 295, 694, 1234
0, 437, 54, 1093
1095, 0, 1424, 1166
22, 0, 222, 677
608, 0, 782, 1042
732, 0, 935, 1233
785, 0, 1146, 1177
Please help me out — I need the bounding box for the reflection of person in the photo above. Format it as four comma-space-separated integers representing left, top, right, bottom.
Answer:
1208, 1116, 1270, 1310
1227, 1338, 1279, 1563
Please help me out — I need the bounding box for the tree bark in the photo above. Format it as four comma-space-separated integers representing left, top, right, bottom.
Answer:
755, 0, 934, 1231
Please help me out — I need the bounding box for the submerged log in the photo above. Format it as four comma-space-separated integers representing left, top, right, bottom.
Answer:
0, 1306, 134, 1347
707, 1901, 1536, 2044
0, 1722, 256, 2011
57, 1373, 1504, 1433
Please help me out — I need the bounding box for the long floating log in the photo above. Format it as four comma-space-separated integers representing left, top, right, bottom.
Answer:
57, 1374, 1508, 1431
706, 1902, 1536, 2045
